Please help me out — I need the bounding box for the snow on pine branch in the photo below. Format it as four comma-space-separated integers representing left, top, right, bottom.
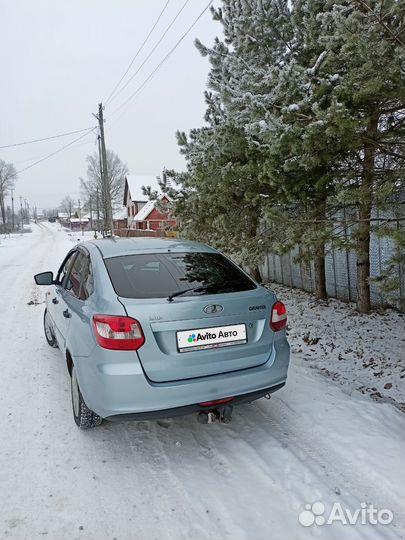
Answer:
306, 51, 328, 76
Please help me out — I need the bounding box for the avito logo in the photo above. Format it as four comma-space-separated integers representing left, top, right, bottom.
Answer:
188, 329, 238, 343
298, 501, 393, 527
188, 331, 218, 343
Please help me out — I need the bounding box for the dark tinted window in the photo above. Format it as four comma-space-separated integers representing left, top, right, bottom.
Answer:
65, 252, 93, 300
81, 258, 94, 300
104, 252, 256, 299
56, 251, 77, 285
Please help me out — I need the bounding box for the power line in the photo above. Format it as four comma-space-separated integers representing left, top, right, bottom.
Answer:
16, 128, 97, 175
105, 0, 171, 106
0, 126, 97, 149
7, 1, 212, 176
106, 0, 191, 107
107, 0, 213, 121
13, 138, 96, 166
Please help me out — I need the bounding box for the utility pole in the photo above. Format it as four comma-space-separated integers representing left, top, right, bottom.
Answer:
96, 135, 104, 236
89, 195, 93, 231
93, 103, 113, 236
19, 197, 23, 231
78, 198, 83, 236
11, 189, 14, 231
96, 187, 100, 234
97, 135, 103, 178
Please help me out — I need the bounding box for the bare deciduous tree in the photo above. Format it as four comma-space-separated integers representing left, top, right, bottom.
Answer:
59, 195, 75, 216
80, 149, 128, 220
0, 160, 17, 229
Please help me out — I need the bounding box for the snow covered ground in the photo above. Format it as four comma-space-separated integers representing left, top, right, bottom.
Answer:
268, 283, 405, 411
0, 222, 404, 540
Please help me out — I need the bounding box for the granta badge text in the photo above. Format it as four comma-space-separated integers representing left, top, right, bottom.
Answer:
249, 304, 266, 311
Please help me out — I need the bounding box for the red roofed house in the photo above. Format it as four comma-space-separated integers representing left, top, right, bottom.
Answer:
123, 175, 176, 231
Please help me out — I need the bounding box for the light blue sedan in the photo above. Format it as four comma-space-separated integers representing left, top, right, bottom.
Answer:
34, 238, 290, 428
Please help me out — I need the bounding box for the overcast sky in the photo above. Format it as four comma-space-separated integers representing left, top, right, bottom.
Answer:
0, 0, 220, 211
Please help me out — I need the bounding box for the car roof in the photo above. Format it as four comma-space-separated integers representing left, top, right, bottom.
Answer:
84, 237, 217, 259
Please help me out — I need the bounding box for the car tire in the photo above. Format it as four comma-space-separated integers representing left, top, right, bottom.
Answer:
71, 366, 103, 429
44, 309, 58, 348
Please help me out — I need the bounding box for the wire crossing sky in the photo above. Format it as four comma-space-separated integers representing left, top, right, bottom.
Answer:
0, 0, 219, 209
104, 0, 172, 106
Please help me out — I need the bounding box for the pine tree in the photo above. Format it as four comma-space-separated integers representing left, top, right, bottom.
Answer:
167, 0, 294, 280
165, 117, 268, 280
315, 0, 405, 312
259, 0, 346, 301
167, 0, 405, 310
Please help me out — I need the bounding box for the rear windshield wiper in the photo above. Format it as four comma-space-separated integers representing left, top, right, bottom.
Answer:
167, 280, 250, 302
167, 285, 214, 302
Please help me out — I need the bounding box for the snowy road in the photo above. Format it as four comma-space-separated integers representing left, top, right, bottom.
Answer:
0, 223, 404, 540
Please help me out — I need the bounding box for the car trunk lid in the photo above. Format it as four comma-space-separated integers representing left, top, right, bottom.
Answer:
120, 287, 275, 383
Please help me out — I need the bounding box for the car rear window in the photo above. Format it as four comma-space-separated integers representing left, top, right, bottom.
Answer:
104, 252, 257, 299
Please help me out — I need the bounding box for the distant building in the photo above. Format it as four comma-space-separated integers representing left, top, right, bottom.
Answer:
123, 175, 159, 223
82, 211, 100, 230
69, 217, 89, 231
57, 212, 70, 225
131, 195, 175, 231
123, 175, 175, 231
113, 207, 127, 230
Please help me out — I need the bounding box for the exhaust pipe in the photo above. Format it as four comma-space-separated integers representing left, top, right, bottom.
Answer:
221, 404, 233, 423
197, 411, 209, 424
197, 405, 233, 424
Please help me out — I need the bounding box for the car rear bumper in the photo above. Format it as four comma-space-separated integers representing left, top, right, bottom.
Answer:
104, 382, 285, 421
73, 338, 290, 419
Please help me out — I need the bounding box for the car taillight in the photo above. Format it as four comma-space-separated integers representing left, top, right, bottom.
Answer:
92, 315, 145, 351
270, 301, 287, 331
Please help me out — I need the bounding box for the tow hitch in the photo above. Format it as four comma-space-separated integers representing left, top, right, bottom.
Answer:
197, 404, 233, 424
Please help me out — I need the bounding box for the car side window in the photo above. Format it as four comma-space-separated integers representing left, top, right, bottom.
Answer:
65, 252, 87, 298
80, 257, 94, 300
64, 252, 94, 301
56, 251, 78, 285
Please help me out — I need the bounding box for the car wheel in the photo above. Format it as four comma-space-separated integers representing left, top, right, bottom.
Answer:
44, 309, 58, 348
71, 366, 102, 429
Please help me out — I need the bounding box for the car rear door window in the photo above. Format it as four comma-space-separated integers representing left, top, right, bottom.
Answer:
65, 252, 90, 300
104, 252, 256, 299
80, 257, 94, 300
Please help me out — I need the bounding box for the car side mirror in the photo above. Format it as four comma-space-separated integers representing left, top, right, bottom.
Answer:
34, 271, 54, 285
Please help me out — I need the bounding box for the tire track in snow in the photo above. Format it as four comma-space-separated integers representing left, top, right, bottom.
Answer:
117, 419, 243, 539
242, 395, 404, 537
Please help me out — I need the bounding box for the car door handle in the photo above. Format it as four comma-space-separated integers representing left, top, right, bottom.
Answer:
63, 309, 71, 318
52, 298, 59, 304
